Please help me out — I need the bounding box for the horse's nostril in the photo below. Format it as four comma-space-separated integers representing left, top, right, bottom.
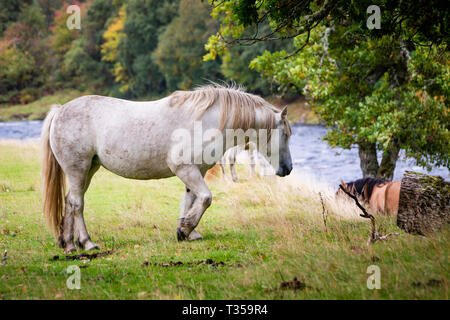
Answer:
283, 165, 292, 176
276, 168, 284, 177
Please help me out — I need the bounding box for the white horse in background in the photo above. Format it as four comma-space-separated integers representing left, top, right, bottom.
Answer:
219, 142, 275, 182
41, 84, 293, 253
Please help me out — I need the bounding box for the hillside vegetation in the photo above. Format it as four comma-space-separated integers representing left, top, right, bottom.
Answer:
0, 90, 85, 122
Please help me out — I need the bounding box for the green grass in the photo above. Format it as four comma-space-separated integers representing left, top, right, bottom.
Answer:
0, 141, 448, 299
0, 90, 86, 122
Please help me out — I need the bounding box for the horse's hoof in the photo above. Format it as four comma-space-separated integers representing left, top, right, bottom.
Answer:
57, 236, 65, 249
64, 245, 77, 254
188, 230, 203, 241
84, 241, 99, 251
177, 227, 188, 241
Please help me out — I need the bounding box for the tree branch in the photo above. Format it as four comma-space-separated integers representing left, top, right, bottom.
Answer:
217, 0, 335, 52
339, 184, 399, 245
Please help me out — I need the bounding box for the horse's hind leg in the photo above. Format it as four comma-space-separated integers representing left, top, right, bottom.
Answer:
58, 159, 97, 253
74, 160, 100, 250
58, 177, 85, 254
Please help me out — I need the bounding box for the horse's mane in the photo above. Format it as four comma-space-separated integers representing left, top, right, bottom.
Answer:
345, 177, 387, 201
169, 84, 291, 136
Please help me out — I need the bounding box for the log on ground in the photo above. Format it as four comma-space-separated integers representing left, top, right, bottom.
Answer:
397, 171, 449, 235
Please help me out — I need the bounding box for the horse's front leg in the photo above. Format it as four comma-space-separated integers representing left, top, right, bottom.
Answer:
230, 163, 239, 182
219, 161, 226, 179
173, 165, 212, 241
249, 150, 256, 177
229, 151, 239, 182
179, 187, 203, 241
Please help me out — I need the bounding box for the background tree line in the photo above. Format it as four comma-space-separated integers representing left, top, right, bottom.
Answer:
0, 0, 284, 104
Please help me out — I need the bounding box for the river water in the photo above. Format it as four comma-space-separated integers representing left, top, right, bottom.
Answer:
0, 120, 448, 186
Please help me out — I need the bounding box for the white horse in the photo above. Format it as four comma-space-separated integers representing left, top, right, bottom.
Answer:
41, 85, 292, 253
219, 142, 275, 182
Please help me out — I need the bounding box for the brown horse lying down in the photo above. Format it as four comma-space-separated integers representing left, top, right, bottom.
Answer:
337, 177, 401, 215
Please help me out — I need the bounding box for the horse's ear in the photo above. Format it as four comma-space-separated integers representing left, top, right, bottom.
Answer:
340, 180, 347, 189
281, 106, 288, 119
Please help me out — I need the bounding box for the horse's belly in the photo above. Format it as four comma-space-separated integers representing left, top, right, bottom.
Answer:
106, 166, 174, 180
97, 150, 174, 180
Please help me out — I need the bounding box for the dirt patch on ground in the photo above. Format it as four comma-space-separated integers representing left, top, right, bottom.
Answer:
280, 277, 306, 291
412, 279, 443, 288
50, 250, 114, 261
142, 258, 226, 268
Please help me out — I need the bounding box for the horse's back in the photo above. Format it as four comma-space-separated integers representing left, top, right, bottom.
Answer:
58, 95, 161, 120
370, 180, 400, 215
385, 180, 401, 215
369, 184, 387, 214
49, 95, 175, 180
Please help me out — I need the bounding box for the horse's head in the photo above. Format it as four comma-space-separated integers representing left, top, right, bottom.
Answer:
336, 180, 351, 197
336, 177, 385, 203
266, 106, 292, 177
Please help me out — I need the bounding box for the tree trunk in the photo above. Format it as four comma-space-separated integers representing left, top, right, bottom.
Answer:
358, 142, 379, 177
377, 137, 400, 180
397, 171, 450, 235
376, 39, 410, 180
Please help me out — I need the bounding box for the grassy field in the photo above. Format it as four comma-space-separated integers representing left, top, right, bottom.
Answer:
0, 141, 448, 300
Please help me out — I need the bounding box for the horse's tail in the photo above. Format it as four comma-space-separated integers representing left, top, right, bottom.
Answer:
41, 105, 65, 238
